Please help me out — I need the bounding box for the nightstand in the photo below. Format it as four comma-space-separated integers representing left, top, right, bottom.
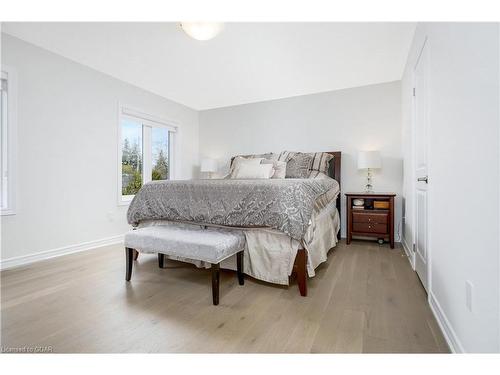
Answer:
346, 192, 396, 248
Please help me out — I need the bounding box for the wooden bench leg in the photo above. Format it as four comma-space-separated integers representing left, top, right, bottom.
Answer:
158, 253, 165, 269
133, 249, 139, 261
125, 247, 134, 281
237, 251, 244, 285
211, 263, 220, 305
296, 248, 307, 297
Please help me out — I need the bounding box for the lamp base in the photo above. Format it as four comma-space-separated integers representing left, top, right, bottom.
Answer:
365, 168, 374, 193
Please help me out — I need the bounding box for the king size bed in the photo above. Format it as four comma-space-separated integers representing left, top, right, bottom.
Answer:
127, 151, 341, 296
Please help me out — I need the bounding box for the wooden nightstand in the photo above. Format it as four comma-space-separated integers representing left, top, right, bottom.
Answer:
346, 192, 396, 248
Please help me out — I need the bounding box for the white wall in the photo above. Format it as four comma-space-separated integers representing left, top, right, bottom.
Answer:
199, 81, 403, 238
401, 23, 500, 352
0, 34, 199, 264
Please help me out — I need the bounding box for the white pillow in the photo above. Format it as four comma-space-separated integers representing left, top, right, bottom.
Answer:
261, 159, 286, 179
232, 163, 274, 179
229, 156, 264, 178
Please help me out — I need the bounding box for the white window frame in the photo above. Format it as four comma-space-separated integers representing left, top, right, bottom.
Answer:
1, 66, 18, 216
117, 104, 178, 205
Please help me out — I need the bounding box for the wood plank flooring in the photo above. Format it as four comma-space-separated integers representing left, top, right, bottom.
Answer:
0, 240, 449, 353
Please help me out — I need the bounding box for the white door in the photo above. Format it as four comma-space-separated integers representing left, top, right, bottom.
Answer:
414, 39, 429, 292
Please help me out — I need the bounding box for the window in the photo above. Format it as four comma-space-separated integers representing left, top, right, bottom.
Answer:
121, 118, 143, 196
1, 67, 17, 215
118, 106, 176, 204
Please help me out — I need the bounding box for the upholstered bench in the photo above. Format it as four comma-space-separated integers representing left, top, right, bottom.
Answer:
124, 225, 245, 305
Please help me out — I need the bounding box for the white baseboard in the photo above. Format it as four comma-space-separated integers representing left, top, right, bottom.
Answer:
401, 236, 415, 269
401, 238, 461, 352
0, 234, 124, 271
429, 291, 465, 353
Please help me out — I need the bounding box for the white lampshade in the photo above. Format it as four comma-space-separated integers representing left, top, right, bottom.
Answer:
180, 22, 224, 41
358, 151, 381, 170
201, 158, 217, 173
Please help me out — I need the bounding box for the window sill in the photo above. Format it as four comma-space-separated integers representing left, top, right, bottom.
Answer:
118, 195, 134, 206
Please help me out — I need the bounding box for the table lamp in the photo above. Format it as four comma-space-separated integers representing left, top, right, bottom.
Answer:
201, 158, 217, 179
358, 151, 381, 192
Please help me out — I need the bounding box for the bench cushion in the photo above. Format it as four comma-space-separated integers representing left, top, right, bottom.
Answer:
124, 225, 245, 264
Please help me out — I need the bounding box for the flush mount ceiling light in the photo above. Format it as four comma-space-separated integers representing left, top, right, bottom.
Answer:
180, 22, 224, 41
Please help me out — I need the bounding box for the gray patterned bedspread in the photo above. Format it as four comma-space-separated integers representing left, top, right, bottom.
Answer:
127, 179, 338, 240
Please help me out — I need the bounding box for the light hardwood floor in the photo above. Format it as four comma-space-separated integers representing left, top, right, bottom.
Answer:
1, 240, 449, 353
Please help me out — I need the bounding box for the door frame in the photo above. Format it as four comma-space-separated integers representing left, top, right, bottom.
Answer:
412, 36, 432, 296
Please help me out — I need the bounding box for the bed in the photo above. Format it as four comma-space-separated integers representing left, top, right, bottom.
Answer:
127, 151, 341, 296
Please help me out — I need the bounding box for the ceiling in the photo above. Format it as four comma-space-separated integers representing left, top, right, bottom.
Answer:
2, 22, 416, 110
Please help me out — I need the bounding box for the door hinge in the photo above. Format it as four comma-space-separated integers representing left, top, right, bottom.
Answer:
413, 87, 416, 97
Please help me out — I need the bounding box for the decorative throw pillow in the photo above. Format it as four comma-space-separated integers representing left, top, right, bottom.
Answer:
230, 152, 275, 166
229, 156, 264, 178
278, 150, 333, 177
232, 163, 274, 179
286, 154, 313, 178
261, 159, 286, 179
309, 152, 334, 175
277, 151, 294, 162
241, 152, 276, 160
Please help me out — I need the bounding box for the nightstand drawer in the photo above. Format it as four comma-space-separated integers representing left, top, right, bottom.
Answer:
352, 212, 388, 224
352, 222, 388, 234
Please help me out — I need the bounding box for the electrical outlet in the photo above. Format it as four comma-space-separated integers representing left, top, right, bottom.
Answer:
465, 280, 473, 312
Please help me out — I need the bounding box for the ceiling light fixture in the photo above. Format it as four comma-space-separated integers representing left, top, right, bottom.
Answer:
180, 22, 224, 41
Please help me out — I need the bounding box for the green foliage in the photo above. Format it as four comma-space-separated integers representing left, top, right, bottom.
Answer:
152, 169, 162, 181
122, 138, 142, 171
122, 139, 143, 195
121, 136, 169, 194
152, 149, 169, 181
122, 166, 142, 195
